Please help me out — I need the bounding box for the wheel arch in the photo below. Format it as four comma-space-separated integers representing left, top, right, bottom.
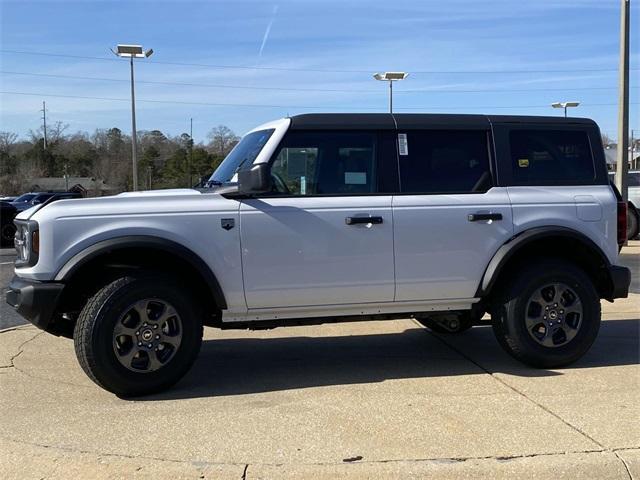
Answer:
55, 235, 227, 311
477, 227, 614, 300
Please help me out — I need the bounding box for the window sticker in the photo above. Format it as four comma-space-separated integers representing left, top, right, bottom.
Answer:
300, 176, 307, 195
518, 158, 530, 168
345, 172, 367, 185
398, 133, 408, 156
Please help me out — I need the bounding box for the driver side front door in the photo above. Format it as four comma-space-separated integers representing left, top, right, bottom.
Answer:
239, 130, 396, 309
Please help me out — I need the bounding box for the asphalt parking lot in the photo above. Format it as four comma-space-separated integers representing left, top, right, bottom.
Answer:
1, 244, 638, 479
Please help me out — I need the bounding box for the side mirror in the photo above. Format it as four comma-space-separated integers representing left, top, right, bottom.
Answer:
237, 163, 272, 195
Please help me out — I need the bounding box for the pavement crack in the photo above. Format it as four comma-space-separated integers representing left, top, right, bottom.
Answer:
425, 328, 607, 450
0, 330, 42, 369
614, 450, 633, 480
0, 324, 33, 334
5, 435, 627, 469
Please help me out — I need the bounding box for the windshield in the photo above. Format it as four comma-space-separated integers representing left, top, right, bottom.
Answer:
208, 129, 274, 185
12, 193, 36, 203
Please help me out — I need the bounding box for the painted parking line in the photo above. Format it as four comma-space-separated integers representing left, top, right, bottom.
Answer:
0, 261, 14, 265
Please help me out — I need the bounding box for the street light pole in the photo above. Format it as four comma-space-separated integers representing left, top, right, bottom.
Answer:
129, 56, 138, 191
374, 72, 408, 113
112, 44, 153, 191
551, 101, 580, 117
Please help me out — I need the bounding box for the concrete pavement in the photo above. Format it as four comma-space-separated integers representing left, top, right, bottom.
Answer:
1, 243, 638, 479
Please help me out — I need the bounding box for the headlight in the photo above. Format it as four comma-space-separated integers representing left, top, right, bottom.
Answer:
14, 220, 39, 267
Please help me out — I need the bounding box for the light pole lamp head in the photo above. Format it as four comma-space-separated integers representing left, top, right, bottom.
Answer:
552, 101, 580, 109
113, 44, 152, 58
374, 72, 408, 81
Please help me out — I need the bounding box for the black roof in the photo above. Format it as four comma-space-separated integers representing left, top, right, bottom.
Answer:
289, 113, 596, 130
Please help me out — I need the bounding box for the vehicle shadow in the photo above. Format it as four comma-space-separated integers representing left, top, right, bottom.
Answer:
141, 318, 639, 401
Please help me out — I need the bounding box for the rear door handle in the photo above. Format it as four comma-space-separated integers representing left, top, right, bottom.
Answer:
345, 216, 383, 225
468, 213, 503, 222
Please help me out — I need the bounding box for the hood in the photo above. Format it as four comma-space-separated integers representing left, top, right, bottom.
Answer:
116, 188, 198, 198
23, 188, 234, 222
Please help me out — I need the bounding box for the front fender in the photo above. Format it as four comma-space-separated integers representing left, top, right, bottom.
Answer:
54, 235, 227, 309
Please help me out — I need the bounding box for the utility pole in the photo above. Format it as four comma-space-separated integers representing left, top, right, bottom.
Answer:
41, 101, 48, 151
189, 118, 193, 187
63, 163, 69, 191
615, 0, 630, 202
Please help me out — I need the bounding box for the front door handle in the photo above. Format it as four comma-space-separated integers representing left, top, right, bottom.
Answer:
346, 216, 383, 225
468, 213, 503, 222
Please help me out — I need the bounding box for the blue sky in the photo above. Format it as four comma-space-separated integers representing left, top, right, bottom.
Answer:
0, 0, 638, 142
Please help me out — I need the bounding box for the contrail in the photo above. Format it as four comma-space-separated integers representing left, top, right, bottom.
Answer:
258, 5, 278, 58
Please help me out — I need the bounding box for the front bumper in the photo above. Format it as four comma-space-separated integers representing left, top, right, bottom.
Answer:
607, 265, 631, 300
6, 276, 64, 331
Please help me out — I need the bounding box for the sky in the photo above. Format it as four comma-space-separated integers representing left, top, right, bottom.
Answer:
0, 0, 638, 142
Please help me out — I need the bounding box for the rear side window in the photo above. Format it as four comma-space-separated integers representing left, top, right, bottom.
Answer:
270, 131, 377, 195
509, 130, 595, 185
398, 130, 492, 193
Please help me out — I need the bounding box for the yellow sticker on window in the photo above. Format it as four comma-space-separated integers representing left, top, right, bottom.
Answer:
518, 158, 529, 168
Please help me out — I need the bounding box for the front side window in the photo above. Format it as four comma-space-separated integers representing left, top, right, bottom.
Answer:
209, 129, 274, 184
270, 131, 377, 195
509, 129, 595, 185
398, 130, 492, 193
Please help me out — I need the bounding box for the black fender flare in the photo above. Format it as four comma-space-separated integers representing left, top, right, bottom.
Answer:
54, 236, 227, 309
476, 226, 611, 297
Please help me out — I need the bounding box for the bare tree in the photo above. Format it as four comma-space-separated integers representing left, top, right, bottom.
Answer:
207, 125, 239, 156
601, 133, 614, 146
0, 131, 18, 154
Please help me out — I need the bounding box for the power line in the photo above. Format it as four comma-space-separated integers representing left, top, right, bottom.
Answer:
2, 90, 637, 111
1, 49, 637, 75
1, 70, 635, 95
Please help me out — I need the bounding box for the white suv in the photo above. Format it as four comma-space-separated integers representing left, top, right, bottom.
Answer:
7, 114, 631, 396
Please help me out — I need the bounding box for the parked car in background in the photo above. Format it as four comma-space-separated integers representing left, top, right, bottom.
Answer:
11, 191, 83, 212
0, 201, 18, 247
0, 196, 17, 202
608, 170, 640, 239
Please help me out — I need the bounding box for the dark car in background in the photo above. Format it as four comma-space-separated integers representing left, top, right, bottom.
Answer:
11, 191, 83, 212
609, 171, 640, 240
1, 201, 18, 247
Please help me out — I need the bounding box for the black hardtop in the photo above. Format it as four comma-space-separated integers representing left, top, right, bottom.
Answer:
289, 113, 597, 130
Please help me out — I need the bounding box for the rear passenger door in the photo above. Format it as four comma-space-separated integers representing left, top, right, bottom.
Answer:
392, 127, 514, 301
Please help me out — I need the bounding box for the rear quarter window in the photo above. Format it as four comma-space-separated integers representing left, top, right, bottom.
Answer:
509, 129, 596, 185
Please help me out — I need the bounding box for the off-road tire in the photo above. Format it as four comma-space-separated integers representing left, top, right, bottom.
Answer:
73, 275, 203, 397
491, 260, 601, 368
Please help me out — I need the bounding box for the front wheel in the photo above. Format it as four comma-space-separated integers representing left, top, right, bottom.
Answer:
74, 275, 203, 396
491, 260, 601, 368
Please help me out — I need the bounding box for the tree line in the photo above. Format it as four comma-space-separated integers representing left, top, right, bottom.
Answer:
0, 124, 240, 195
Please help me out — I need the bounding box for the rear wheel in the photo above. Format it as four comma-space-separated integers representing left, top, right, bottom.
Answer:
491, 260, 600, 368
74, 275, 203, 396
